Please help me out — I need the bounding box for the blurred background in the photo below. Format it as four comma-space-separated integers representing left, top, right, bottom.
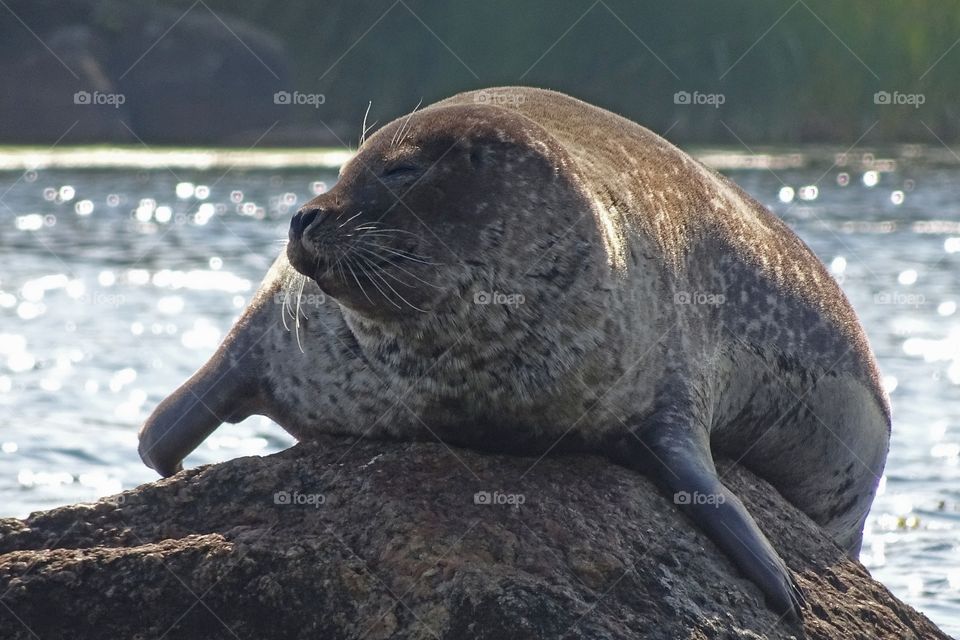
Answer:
1, 0, 959, 635
3, 0, 960, 145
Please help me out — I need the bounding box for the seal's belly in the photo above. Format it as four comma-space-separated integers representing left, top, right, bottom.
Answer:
356, 380, 650, 455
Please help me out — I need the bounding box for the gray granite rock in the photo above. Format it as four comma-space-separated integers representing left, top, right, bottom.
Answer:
0, 436, 949, 639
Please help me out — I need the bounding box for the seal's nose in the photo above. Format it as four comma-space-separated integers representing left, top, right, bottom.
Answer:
289, 207, 320, 241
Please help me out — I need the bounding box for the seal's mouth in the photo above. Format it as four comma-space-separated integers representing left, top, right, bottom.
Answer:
285, 238, 325, 280
286, 203, 437, 313
287, 236, 423, 299
286, 245, 351, 296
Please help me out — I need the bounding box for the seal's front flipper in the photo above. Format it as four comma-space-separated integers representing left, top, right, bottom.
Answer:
138, 342, 260, 477
630, 424, 805, 620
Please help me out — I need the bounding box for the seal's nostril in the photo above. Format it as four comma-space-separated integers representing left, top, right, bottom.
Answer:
300, 209, 319, 230
290, 208, 320, 239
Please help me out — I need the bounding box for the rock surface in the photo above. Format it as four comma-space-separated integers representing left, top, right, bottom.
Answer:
0, 436, 949, 639
0, 0, 291, 145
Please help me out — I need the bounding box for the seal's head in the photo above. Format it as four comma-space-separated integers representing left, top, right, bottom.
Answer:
139, 97, 609, 479
286, 103, 597, 324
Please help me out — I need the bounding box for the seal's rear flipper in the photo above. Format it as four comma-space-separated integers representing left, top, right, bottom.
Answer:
622, 421, 805, 621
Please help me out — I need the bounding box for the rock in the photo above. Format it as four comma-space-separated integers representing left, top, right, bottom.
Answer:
0, 436, 948, 639
0, 0, 291, 144
108, 4, 291, 144
0, 24, 135, 144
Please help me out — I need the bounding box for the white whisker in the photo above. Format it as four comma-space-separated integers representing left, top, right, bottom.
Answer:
359, 101, 374, 148
280, 275, 296, 332
354, 246, 443, 289
357, 253, 427, 313
392, 98, 423, 147
359, 241, 436, 265
354, 255, 400, 309
343, 255, 375, 306
354, 228, 422, 239
292, 275, 306, 353
338, 210, 364, 228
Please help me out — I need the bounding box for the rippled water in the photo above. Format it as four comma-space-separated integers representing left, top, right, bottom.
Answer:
0, 146, 958, 635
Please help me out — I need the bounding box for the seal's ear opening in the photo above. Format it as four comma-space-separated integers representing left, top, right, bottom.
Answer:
138, 346, 259, 477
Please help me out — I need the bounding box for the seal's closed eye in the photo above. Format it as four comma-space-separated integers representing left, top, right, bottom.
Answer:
381, 164, 420, 179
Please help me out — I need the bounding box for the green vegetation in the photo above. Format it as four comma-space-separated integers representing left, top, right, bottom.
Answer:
6, 0, 960, 143
190, 0, 960, 143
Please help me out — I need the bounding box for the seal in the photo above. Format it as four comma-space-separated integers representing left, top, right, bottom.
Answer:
138, 87, 890, 620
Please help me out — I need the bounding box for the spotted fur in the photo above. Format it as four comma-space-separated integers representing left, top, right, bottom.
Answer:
139, 88, 890, 613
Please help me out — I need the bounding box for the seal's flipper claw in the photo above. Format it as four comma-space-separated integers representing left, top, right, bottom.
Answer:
788, 573, 806, 619
762, 561, 804, 622
625, 418, 804, 621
